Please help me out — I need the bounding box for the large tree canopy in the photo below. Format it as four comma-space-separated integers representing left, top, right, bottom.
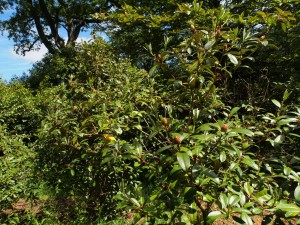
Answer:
0, 0, 121, 54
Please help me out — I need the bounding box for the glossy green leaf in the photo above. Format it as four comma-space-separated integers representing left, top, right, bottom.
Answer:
283, 166, 292, 175
227, 53, 238, 65
149, 64, 159, 76
130, 198, 141, 207
202, 169, 220, 184
198, 123, 214, 131
271, 99, 281, 108
219, 151, 226, 162
229, 107, 240, 117
274, 135, 284, 147
254, 189, 271, 204
294, 186, 300, 203
275, 202, 300, 213
220, 193, 228, 209
207, 211, 225, 223
242, 156, 259, 170
252, 208, 263, 214
277, 118, 298, 125
205, 39, 216, 50
283, 89, 291, 102
241, 212, 253, 225
232, 208, 251, 214
244, 182, 254, 196
231, 128, 254, 137
228, 195, 240, 206
261, 40, 268, 46
177, 152, 190, 171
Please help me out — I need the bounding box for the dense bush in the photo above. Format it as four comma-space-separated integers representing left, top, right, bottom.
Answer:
0, 82, 40, 137
31, 39, 158, 222
0, 82, 38, 223
0, 1, 299, 224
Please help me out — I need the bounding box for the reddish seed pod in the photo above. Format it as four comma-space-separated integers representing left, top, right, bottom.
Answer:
173, 136, 181, 144
156, 54, 162, 63
162, 118, 168, 126
162, 183, 169, 191
215, 26, 221, 39
196, 185, 203, 191
221, 124, 228, 132
259, 35, 266, 41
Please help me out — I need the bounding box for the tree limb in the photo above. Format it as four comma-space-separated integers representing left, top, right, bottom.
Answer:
38, 0, 65, 48
26, 0, 56, 54
21, 37, 40, 55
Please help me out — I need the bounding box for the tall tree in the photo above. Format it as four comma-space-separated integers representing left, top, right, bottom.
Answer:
0, 0, 121, 55
0, 0, 12, 13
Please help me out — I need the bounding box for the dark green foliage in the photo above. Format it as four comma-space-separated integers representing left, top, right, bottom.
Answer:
0, 81, 40, 137
0, 127, 35, 208
0, 1, 299, 224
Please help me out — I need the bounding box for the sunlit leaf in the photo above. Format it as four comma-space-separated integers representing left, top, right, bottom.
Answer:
177, 152, 190, 171
271, 99, 281, 108
227, 53, 238, 65
294, 186, 300, 203
242, 156, 259, 170
205, 39, 216, 50
244, 182, 254, 196
241, 213, 253, 225
229, 107, 240, 117
207, 211, 225, 224
275, 202, 300, 213
220, 151, 226, 162
230, 128, 254, 137
277, 118, 298, 125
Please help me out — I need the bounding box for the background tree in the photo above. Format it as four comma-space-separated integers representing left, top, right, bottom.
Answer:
0, 0, 12, 13
0, 0, 121, 55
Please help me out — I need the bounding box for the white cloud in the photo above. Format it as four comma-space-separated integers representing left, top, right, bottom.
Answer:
8, 36, 92, 65
76, 37, 92, 43
9, 44, 48, 64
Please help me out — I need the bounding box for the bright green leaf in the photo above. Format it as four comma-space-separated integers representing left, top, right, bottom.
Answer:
220, 151, 226, 162
241, 212, 253, 225
229, 195, 240, 206
242, 156, 259, 170
272, 99, 281, 108
229, 107, 240, 117
244, 182, 254, 196
294, 186, 300, 203
220, 193, 228, 209
207, 211, 225, 223
205, 39, 216, 50
231, 128, 254, 137
275, 202, 300, 213
227, 53, 238, 65
130, 198, 141, 207
177, 152, 190, 171
277, 118, 298, 125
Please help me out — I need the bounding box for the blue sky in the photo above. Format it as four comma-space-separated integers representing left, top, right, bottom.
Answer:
0, 10, 39, 81
0, 9, 51, 82
0, 11, 97, 82
0, 32, 48, 82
